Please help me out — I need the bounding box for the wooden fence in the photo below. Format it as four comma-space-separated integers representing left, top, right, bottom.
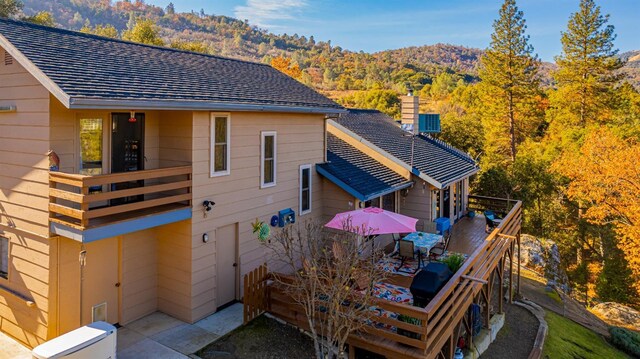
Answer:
243, 264, 269, 324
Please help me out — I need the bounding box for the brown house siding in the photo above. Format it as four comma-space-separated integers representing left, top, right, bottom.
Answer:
0, 47, 52, 347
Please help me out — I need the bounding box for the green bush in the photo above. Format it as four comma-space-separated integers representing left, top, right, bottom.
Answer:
440, 253, 465, 273
609, 326, 640, 357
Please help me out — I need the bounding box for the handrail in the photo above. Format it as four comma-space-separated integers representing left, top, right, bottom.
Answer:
467, 194, 517, 215
49, 166, 192, 229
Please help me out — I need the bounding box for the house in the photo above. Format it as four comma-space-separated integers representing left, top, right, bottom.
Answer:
0, 18, 343, 347
319, 99, 479, 233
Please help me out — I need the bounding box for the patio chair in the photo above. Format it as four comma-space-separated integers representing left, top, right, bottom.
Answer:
429, 229, 451, 260
396, 240, 422, 274
423, 221, 438, 234
484, 210, 499, 233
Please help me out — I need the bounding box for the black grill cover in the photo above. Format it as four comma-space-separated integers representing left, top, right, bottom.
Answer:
410, 262, 453, 307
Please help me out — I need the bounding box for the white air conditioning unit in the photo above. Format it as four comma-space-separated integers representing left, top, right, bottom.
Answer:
32, 321, 116, 359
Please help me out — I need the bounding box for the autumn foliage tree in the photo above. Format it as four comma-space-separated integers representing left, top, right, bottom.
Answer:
80, 23, 119, 38
270, 56, 302, 79
554, 128, 640, 298
122, 18, 164, 46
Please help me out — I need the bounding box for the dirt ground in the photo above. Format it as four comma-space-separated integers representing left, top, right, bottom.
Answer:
480, 302, 539, 359
197, 315, 315, 359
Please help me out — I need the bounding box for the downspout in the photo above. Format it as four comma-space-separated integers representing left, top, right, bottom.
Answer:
56, 236, 60, 336
323, 117, 328, 163
79, 244, 87, 325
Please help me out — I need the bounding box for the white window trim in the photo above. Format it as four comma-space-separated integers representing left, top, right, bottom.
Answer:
0, 236, 9, 280
210, 113, 231, 177
299, 164, 312, 215
260, 131, 277, 188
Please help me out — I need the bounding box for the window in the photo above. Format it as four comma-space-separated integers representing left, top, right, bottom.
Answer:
79, 118, 104, 176
261, 131, 277, 188
363, 192, 396, 212
210, 114, 230, 176
382, 192, 397, 212
364, 197, 380, 208
0, 237, 8, 279
300, 164, 312, 214
431, 189, 441, 221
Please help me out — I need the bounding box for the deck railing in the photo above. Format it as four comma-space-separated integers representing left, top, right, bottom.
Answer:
467, 194, 517, 216
49, 166, 192, 230
421, 200, 522, 358
244, 197, 522, 359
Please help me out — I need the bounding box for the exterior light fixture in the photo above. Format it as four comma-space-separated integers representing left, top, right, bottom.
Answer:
202, 233, 209, 243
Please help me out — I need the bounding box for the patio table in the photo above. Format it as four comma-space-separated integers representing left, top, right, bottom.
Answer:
402, 231, 443, 255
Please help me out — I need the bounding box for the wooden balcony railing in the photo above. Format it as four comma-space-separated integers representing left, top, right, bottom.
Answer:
244, 197, 523, 359
49, 166, 192, 230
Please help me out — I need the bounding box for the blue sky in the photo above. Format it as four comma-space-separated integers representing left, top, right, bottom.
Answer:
147, 0, 638, 61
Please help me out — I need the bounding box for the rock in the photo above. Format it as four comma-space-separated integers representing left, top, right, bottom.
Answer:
591, 302, 640, 330
519, 235, 569, 288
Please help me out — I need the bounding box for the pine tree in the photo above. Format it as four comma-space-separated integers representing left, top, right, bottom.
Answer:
165, 2, 175, 15
478, 0, 541, 164
553, 0, 622, 127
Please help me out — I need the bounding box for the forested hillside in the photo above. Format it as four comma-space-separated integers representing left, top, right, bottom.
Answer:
20, 0, 482, 108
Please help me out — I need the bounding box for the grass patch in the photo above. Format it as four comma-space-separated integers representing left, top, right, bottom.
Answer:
546, 289, 563, 304
543, 311, 630, 359
520, 267, 546, 284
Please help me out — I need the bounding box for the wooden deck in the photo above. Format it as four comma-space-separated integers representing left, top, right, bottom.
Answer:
243, 196, 523, 359
448, 215, 489, 255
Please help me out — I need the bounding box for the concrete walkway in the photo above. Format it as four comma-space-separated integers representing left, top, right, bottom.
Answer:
0, 331, 30, 359
118, 303, 243, 358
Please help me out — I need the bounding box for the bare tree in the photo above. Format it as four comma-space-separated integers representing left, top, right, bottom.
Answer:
264, 220, 387, 359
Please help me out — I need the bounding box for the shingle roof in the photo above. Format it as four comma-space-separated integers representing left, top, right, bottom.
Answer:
0, 19, 343, 113
335, 109, 478, 188
317, 133, 413, 201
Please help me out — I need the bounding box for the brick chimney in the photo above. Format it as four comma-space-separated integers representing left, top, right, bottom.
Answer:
401, 91, 419, 133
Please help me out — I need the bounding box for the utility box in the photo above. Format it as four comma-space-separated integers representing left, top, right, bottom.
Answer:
278, 208, 296, 227
32, 321, 117, 359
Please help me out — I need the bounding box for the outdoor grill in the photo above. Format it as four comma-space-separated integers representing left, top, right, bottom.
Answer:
410, 262, 453, 307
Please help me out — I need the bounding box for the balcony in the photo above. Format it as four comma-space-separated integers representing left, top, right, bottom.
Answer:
48, 166, 192, 242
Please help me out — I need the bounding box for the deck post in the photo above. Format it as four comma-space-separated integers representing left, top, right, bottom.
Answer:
498, 258, 504, 313
517, 230, 521, 297
509, 241, 514, 303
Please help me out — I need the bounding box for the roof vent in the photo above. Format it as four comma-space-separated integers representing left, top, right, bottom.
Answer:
4, 51, 13, 66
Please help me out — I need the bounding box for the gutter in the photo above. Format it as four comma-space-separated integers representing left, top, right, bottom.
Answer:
316, 164, 413, 202
440, 167, 480, 189
68, 97, 347, 115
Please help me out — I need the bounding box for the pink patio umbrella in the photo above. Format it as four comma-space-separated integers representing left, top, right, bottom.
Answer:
325, 207, 418, 236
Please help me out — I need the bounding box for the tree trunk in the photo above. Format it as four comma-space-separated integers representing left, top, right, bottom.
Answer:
508, 91, 517, 162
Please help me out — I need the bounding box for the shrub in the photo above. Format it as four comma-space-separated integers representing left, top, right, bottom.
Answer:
609, 326, 640, 357
441, 253, 465, 273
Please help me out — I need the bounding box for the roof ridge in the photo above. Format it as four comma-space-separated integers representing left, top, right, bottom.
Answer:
419, 134, 476, 164
0, 17, 271, 68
